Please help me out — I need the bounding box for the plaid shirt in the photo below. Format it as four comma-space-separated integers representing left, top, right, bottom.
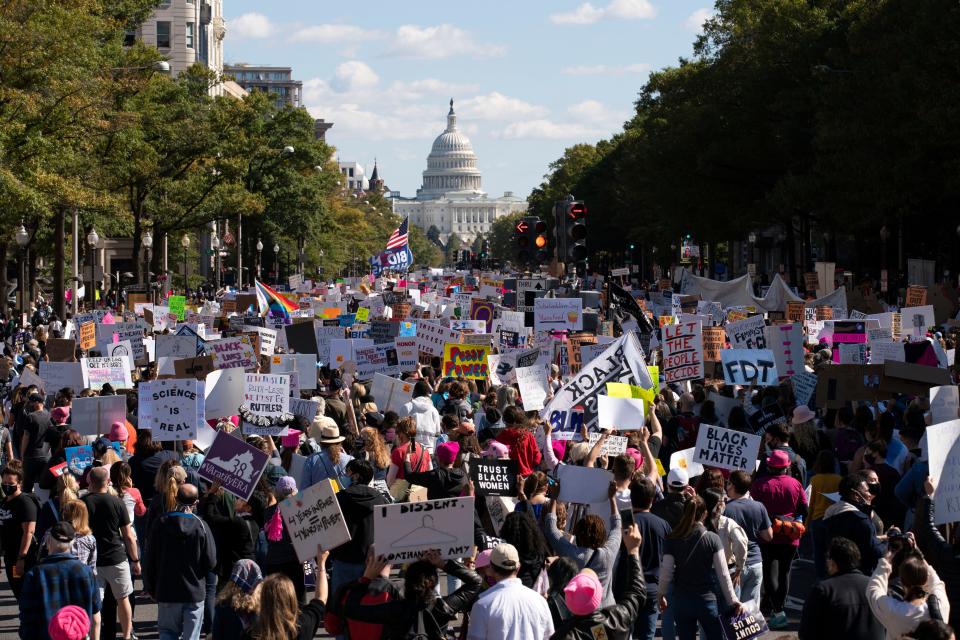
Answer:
19, 553, 101, 640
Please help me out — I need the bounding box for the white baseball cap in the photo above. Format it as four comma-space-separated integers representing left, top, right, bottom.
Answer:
667, 467, 689, 489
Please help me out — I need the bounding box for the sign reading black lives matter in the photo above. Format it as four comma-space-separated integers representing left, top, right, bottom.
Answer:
692, 424, 762, 472
469, 459, 519, 497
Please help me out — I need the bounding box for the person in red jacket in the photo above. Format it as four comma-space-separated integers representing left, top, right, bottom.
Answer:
324, 548, 400, 640
495, 406, 542, 477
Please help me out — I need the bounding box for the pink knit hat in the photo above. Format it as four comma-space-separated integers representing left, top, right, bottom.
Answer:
48, 605, 90, 640
564, 570, 603, 615
50, 406, 70, 425
436, 441, 460, 465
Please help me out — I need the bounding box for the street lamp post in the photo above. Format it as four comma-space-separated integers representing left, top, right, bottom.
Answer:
142, 229, 153, 287
256, 239, 263, 281
273, 244, 280, 285
181, 234, 191, 293
86, 228, 99, 310
15, 223, 30, 314
211, 230, 221, 291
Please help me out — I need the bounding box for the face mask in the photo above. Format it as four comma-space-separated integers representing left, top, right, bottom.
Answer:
867, 482, 881, 496
1, 484, 17, 497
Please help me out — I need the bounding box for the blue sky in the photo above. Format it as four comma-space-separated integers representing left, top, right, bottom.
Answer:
223, 0, 714, 199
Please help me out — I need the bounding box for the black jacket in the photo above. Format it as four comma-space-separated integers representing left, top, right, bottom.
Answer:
332, 484, 389, 564
550, 553, 646, 640
144, 510, 217, 603
799, 569, 883, 640
823, 500, 885, 575
404, 464, 467, 500
915, 496, 960, 630
341, 560, 482, 640
651, 492, 687, 529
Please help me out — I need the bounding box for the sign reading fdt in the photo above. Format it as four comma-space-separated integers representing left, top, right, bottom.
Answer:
721, 349, 779, 386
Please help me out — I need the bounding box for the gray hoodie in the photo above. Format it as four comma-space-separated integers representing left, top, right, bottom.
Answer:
404, 396, 442, 452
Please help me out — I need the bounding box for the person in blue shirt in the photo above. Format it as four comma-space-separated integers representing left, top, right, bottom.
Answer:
302, 423, 354, 490
628, 477, 672, 640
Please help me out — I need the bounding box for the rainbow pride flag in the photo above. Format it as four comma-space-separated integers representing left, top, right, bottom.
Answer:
254, 280, 298, 319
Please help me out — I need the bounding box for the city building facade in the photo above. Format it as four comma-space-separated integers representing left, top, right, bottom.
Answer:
339, 162, 369, 192
223, 64, 303, 108
392, 100, 527, 244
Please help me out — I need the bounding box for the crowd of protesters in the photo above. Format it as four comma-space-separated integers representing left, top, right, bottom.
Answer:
0, 275, 956, 640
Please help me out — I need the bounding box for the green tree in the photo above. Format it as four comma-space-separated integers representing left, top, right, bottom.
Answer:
444, 233, 463, 265
489, 212, 524, 264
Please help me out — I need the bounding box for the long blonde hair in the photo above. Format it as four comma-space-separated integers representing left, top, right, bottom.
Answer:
160, 465, 187, 512
792, 420, 819, 456
361, 427, 389, 469
56, 474, 79, 504
62, 500, 91, 536
247, 574, 299, 640
215, 581, 261, 615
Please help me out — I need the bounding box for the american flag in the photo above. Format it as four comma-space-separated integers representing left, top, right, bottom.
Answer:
385, 217, 409, 250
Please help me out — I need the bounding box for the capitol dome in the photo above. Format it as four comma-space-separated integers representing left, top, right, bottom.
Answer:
416, 99, 485, 200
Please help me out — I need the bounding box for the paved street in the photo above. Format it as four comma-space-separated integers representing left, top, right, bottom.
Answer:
0, 557, 814, 639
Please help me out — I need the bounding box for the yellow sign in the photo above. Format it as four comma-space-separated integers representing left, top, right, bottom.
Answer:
355, 307, 370, 322
607, 380, 656, 404
441, 343, 491, 380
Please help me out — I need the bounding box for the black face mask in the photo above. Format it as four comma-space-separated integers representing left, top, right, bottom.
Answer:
867, 482, 881, 496
1, 484, 17, 497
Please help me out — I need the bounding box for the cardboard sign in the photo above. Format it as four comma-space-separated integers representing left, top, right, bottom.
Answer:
279, 479, 351, 561
786, 301, 805, 324
905, 285, 927, 307
442, 343, 490, 380
556, 465, 614, 505
597, 395, 645, 430
374, 497, 475, 562
765, 323, 803, 378
145, 378, 203, 440
720, 349, 779, 386
198, 429, 270, 500
702, 326, 725, 362
79, 322, 96, 351
927, 420, 960, 525
880, 360, 951, 396
669, 447, 705, 478
662, 320, 704, 383
587, 432, 629, 456
47, 339, 76, 362
81, 357, 133, 390
285, 321, 319, 355
693, 424, 762, 471
369, 373, 414, 415
533, 297, 583, 332
393, 338, 419, 372
70, 395, 127, 436
168, 295, 186, 321
815, 365, 886, 408
515, 365, 549, 411
174, 355, 216, 380
242, 373, 290, 435
289, 398, 322, 422
39, 361, 84, 393
209, 336, 258, 371
725, 315, 767, 350
469, 459, 519, 497
870, 341, 905, 364
791, 372, 818, 407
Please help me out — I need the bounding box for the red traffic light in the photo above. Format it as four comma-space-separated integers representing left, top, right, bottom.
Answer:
535, 220, 547, 234
568, 202, 587, 219
515, 220, 529, 234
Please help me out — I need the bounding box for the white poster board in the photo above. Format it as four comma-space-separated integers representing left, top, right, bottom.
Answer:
669, 447, 705, 478
81, 357, 133, 390
534, 298, 583, 332
556, 465, 614, 505
242, 373, 291, 435
515, 365, 549, 411
146, 378, 203, 441
71, 395, 127, 437
927, 420, 960, 525
693, 424, 762, 472
662, 320, 704, 383
720, 349, 779, 386
373, 497, 475, 563
40, 362, 85, 394
726, 315, 767, 349
279, 479, 351, 562
204, 368, 246, 419
930, 386, 959, 425
587, 433, 629, 456
597, 395, 645, 431
369, 374, 415, 415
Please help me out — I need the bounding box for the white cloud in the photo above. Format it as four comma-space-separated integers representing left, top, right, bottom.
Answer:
329, 61, 380, 93
388, 24, 506, 59
291, 24, 381, 44
458, 92, 548, 121
567, 100, 629, 127
388, 78, 480, 101
685, 8, 714, 31
562, 63, 651, 76
550, 0, 655, 25
229, 12, 275, 39
499, 119, 605, 140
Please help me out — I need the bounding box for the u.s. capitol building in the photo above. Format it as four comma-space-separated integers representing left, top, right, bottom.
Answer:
392, 100, 527, 244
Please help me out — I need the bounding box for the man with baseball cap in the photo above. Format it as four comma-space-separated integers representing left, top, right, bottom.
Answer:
20, 522, 102, 640
468, 543, 554, 639
652, 467, 691, 528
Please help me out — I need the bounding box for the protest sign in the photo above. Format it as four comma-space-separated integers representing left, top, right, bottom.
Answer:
70, 395, 126, 436
901, 304, 936, 339
870, 340, 905, 364
791, 372, 818, 407
416, 320, 462, 357
168, 295, 186, 321
469, 299, 495, 333
40, 361, 84, 393
706, 392, 741, 426
271, 354, 319, 390
279, 479, 351, 561
442, 343, 490, 380
145, 378, 203, 440
469, 459, 519, 497
927, 420, 960, 525
662, 320, 704, 383
905, 285, 927, 307
542, 332, 654, 439
198, 430, 270, 500
515, 365, 549, 411
721, 349, 779, 386
370, 374, 414, 415
597, 395, 645, 430
838, 343, 868, 364
354, 343, 399, 379
725, 315, 767, 349
930, 386, 959, 425
765, 323, 803, 378
18, 367, 45, 394
374, 497, 475, 562
242, 373, 291, 435
209, 336, 258, 371
693, 424, 762, 472
786, 301, 805, 323
748, 403, 789, 436
394, 338, 419, 372
65, 442, 122, 476
204, 368, 246, 419
103, 340, 135, 371
669, 447, 705, 478
174, 355, 216, 380
721, 610, 769, 640
534, 298, 583, 332
556, 465, 614, 505
285, 321, 319, 355
249, 326, 277, 357
450, 319, 486, 334
47, 339, 76, 362
587, 433, 629, 456
81, 356, 132, 390
79, 321, 96, 351
702, 326, 725, 362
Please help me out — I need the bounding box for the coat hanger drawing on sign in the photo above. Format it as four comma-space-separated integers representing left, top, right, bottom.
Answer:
392, 515, 457, 549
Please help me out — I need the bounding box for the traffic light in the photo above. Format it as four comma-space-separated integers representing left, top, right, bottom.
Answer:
566, 201, 587, 262
515, 217, 532, 264
534, 219, 549, 263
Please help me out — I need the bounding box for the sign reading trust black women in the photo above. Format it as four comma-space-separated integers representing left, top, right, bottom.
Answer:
470, 459, 519, 497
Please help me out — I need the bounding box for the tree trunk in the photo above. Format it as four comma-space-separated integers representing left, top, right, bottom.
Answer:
54, 208, 65, 320
0, 243, 8, 317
